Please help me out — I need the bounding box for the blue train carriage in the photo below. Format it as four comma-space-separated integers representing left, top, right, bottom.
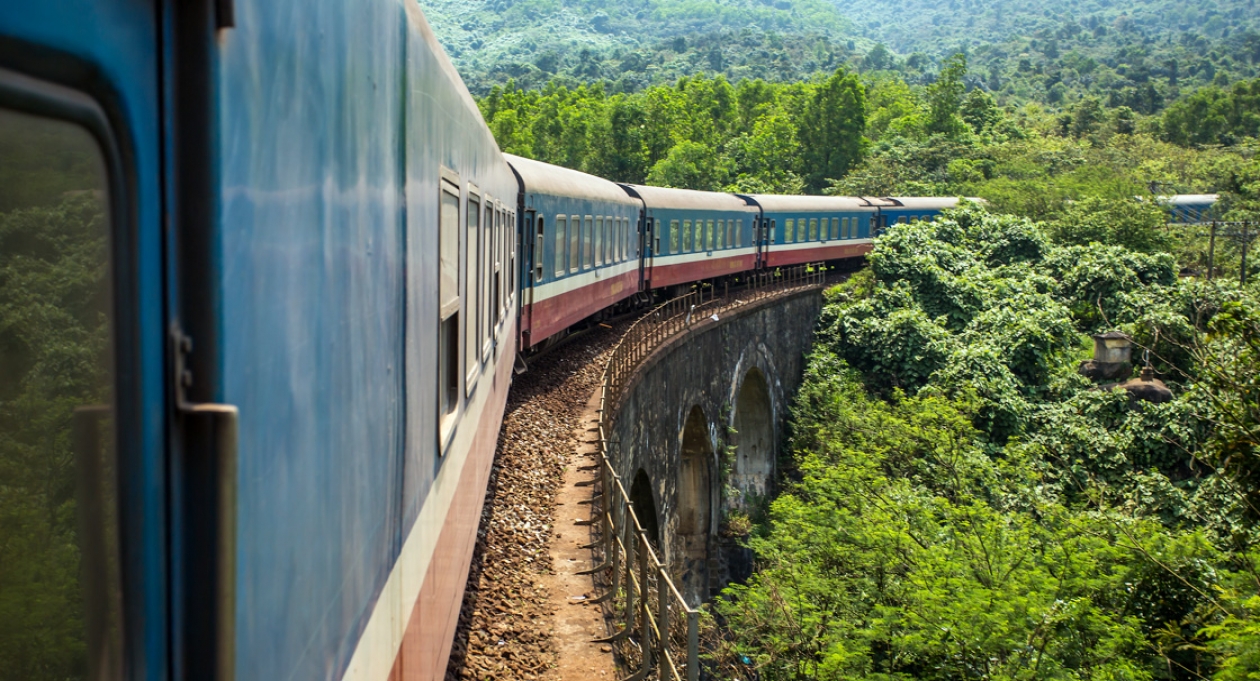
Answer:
1159, 194, 1219, 223
741, 195, 878, 268
621, 184, 761, 292
507, 154, 642, 351
877, 196, 975, 227
219, 2, 521, 680
3, 0, 520, 679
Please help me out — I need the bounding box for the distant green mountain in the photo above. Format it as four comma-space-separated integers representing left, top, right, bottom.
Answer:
421, 0, 1260, 111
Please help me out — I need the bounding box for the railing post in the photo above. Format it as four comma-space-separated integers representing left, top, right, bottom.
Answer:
687, 610, 699, 681
658, 562, 670, 680
638, 532, 653, 677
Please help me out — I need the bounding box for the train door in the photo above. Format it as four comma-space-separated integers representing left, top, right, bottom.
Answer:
522, 209, 540, 346
3, 3, 241, 680
637, 211, 650, 292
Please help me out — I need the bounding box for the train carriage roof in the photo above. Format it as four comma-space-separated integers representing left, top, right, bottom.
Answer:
1159, 194, 1219, 206
622, 184, 756, 213
883, 197, 985, 210
505, 154, 640, 206
740, 194, 876, 212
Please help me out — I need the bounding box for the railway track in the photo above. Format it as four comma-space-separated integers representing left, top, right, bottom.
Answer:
444, 316, 634, 681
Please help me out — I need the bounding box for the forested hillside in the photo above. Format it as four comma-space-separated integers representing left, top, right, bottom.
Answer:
422, 0, 1260, 102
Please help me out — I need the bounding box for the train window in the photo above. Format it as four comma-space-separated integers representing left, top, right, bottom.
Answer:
595, 216, 604, 266
535, 216, 545, 283
555, 215, 567, 277
715, 220, 724, 249
465, 191, 481, 389
770, 219, 776, 244
682, 219, 692, 252
582, 216, 593, 269
830, 218, 839, 240
491, 207, 501, 328
620, 217, 627, 261
482, 202, 492, 355
508, 211, 516, 305
0, 105, 124, 679
806, 218, 815, 241
439, 179, 461, 422
898, 216, 907, 224
705, 220, 715, 251
669, 220, 679, 254
604, 216, 612, 264
569, 213, 580, 273
785, 218, 794, 243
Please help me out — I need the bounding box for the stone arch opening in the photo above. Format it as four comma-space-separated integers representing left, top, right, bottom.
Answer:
628, 469, 660, 547
678, 405, 712, 604
732, 367, 774, 506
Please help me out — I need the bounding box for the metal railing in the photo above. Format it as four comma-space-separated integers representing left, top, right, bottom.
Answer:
586, 264, 827, 681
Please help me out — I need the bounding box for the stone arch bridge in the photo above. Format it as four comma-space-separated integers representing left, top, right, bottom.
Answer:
604, 286, 824, 606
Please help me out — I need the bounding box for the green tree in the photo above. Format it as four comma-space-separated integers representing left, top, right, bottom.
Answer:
926, 53, 968, 138
798, 68, 867, 193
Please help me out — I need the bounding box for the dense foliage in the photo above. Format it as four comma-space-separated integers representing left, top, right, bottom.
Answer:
425, 0, 1260, 103
712, 204, 1260, 680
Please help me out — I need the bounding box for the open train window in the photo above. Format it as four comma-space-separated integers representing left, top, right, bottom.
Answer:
465, 189, 481, 391
0, 90, 124, 680
439, 177, 461, 431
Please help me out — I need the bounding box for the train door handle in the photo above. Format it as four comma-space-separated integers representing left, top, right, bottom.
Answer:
172, 324, 239, 681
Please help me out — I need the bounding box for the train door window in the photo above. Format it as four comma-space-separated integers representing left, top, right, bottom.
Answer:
682, 219, 692, 252
785, 218, 794, 243
705, 219, 715, 251
465, 190, 481, 389
595, 216, 604, 266
770, 219, 776, 243
536, 216, 546, 282
554, 216, 567, 277
0, 104, 124, 679
439, 179, 461, 424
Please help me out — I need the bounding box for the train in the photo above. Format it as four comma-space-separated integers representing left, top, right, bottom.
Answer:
0, 1, 1222, 680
